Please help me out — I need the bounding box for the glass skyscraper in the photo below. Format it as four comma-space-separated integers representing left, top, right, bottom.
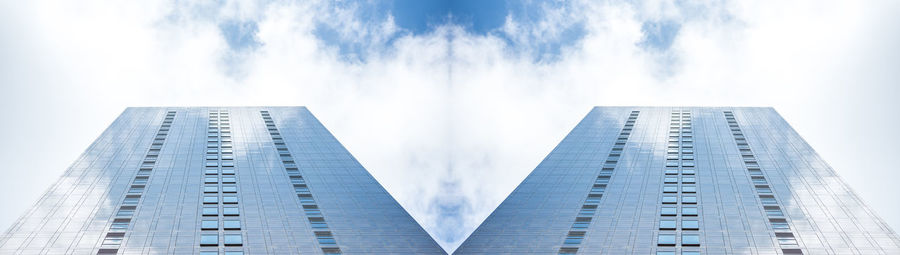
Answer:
456, 107, 900, 254
0, 107, 444, 254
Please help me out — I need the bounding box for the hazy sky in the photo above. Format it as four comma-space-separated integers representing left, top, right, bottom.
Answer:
1, 0, 899, 253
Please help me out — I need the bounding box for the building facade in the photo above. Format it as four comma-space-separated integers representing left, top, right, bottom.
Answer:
456, 107, 900, 254
0, 107, 445, 254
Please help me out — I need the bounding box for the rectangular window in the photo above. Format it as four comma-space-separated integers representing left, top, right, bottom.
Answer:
658, 234, 676, 246
224, 220, 241, 230
203, 196, 218, 204
224, 234, 242, 246
102, 233, 125, 245
662, 196, 677, 204
222, 196, 238, 204
659, 220, 676, 230
663, 186, 678, 193
661, 207, 677, 216
765, 206, 784, 217
110, 219, 130, 231
776, 233, 798, 245
201, 220, 218, 230
223, 207, 240, 216
316, 232, 338, 245
682, 234, 700, 246
682, 207, 698, 216
200, 234, 218, 246
202, 207, 218, 216
770, 219, 790, 230
682, 220, 699, 230
563, 231, 585, 245
682, 185, 697, 193
682, 196, 697, 204
123, 195, 140, 206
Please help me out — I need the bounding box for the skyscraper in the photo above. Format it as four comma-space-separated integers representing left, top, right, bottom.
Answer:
456, 107, 900, 254
0, 107, 445, 254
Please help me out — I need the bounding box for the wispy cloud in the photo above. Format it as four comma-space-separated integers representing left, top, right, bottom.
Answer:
1, 0, 900, 253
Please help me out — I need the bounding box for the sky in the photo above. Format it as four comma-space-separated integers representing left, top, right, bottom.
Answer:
1, 0, 900, 253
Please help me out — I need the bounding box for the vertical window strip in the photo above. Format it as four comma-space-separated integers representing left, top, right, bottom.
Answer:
97, 111, 175, 255
260, 110, 341, 255
723, 111, 803, 255
200, 110, 244, 254
558, 110, 640, 254
657, 109, 702, 253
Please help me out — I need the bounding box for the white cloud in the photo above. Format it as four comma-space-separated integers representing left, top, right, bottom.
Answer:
1, 0, 900, 253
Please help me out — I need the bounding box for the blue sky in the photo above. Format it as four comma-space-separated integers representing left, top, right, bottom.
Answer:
2, 0, 900, 253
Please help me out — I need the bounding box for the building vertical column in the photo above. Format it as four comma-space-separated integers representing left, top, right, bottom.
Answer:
558, 110, 640, 255
723, 111, 803, 255
199, 109, 244, 254
97, 110, 176, 255
260, 110, 342, 254
656, 109, 701, 254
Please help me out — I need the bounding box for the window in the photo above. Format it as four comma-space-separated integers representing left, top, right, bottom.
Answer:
223, 207, 239, 216
203, 196, 218, 204
316, 232, 337, 245
133, 176, 148, 185
770, 219, 790, 230
682, 196, 697, 204
682, 207, 698, 216
682, 220, 699, 230
110, 219, 130, 231
200, 234, 218, 246
765, 206, 784, 217
223, 196, 238, 204
205, 169, 218, 175
224, 220, 241, 230
682, 185, 696, 193
201, 220, 218, 230
563, 231, 584, 245
656, 252, 675, 255
662, 196, 677, 204
128, 185, 144, 193
102, 233, 124, 245
776, 233, 798, 245
222, 185, 237, 193
664, 177, 678, 184
116, 207, 135, 218
202, 207, 218, 216
752, 176, 767, 184
322, 248, 342, 255
663, 186, 678, 193
661, 207, 677, 216
658, 234, 676, 246
682, 177, 696, 184
756, 185, 772, 193
123, 196, 140, 206
204, 185, 218, 193
659, 220, 676, 230
204, 177, 218, 183
682, 234, 700, 246
572, 221, 590, 229
559, 248, 579, 254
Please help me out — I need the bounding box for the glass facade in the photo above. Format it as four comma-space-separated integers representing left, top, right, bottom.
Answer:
455, 107, 900, 254
0, 107, 444, 254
